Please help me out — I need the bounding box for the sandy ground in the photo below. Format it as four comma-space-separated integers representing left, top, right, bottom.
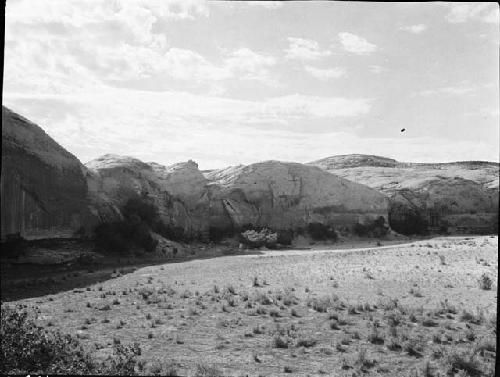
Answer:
2, 235, 497, 376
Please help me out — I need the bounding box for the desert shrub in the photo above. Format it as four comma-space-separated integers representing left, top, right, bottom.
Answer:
402, 337, 424, 358
389, 210, 428, 236
277, 229, 294, 245
122, 197, 158, 226
154, 221, 187, 242
353, 216, 388, 238
1, 305, 143, 375
367, 324, 385, 345
94, 197, 165, 253
101, 342, 141, 376
240, 228, 277, 248
307, 222, 338, 241
95, 196, 200, 252
208, 226, 234, 243
478, 273, 493, 290
1, 233, 28, 257
193, 363, 223, 377
445, 350, 482, 377
94, 218, 157, 254
1, 305, 95, 374
273, 335, 289, 348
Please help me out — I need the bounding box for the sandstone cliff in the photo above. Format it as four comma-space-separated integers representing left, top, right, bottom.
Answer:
87, 157, 390, 239
85, 154, 211, 239
309, 154, 499, 234
1, 107, 92, 240
206, 160, 389, 233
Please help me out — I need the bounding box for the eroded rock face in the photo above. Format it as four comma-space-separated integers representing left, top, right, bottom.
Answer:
1, 107, 92, 240
87, 157, 390, 238
309, 154, 499, 233
206, 160, 389, 233
85, 155, 211, 238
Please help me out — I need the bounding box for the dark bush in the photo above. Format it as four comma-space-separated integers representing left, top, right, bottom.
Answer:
389, 211, 427, 236
1, 305, 145, 375
153, 220, 187, 242
94, 220, 157, 254
277, 229, 294, 245
94, 222, 131, 253
1, 233, 28, 258
208, 226, 235, 243
307, 223, 338, 241
353, 216, 389, 238
122, 197, 158, 226
1, 305, 95, 374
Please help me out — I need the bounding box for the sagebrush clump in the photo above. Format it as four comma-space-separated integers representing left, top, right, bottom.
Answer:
0, 305, 146, 375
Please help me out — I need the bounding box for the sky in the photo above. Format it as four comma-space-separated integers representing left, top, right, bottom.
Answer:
3, 1, 499, 169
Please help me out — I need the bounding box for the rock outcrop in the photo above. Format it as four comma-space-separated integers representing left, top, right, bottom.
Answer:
1, 107, 93, 240
309, 154, 499, 234
87, 157, 390, 239
206, 160, 389, 233
85, 154, 211, 239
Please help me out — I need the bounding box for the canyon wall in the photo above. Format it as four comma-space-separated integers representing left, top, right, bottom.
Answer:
86, 157, 390, 239
1, 107, 93, 240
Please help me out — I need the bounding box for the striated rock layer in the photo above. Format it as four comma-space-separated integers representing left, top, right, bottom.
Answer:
309, 154, 499, 233
1, 107, 93, 240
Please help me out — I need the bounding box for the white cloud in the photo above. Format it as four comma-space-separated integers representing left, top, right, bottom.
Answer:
445, 3, 499, 24
246, 1, 283, 10
5, 89, 371, 127
224, 48, 277, 83
3, 89, 373, 167
6, 0, 209, 24
5, 0, 279, 93
304, 66, 346, 80
4, 0, 218, 90
399, 24, 427, 34
7, 91, 497, 168
417, 83, 478, 97
285, 37, 332, 60
264, 94, 371, 118
338, 32, 377, 55
369, 65, 387, 74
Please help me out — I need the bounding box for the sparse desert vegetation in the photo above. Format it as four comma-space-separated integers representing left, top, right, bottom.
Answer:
1, 235, 497, 376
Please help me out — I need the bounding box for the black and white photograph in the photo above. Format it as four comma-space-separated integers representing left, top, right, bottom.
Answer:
1, 1, 498, 376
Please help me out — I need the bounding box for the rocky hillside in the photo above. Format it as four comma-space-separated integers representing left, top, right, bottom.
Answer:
1, 107, 93, 240
85, 154, 211, 239
86, 157, 389, 240
309, 154, 499, 234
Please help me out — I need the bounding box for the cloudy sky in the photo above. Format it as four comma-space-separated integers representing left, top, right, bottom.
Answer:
3, 1, 499, 169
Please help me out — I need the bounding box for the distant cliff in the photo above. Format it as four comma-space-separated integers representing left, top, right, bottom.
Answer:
309, 154, 499, 234
1, 107, 93, 240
